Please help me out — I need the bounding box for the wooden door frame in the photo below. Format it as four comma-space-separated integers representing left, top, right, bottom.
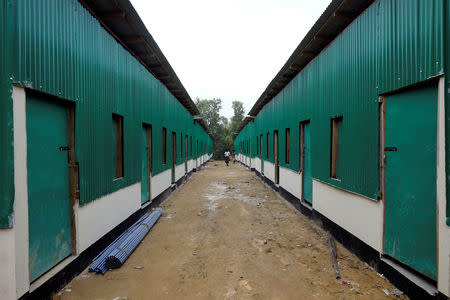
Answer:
379, 76, 442, 264
249, 139, 251, 168
172, 132, 176, 183
67, 103, 77, 254
379, 95, 386, 253
143, 123, 152, 202
299, 121, 305, 202
274, 130, 279, 184
185, 135, 188, 173
299, 120, 310, 203
260, 134, 264, 174
25, 88, 78, 256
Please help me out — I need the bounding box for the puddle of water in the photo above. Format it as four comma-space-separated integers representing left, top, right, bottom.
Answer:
203, 182, 229, 211
232, 193, 257, 204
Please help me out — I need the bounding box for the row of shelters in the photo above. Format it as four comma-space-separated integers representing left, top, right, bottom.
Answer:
0, 0, 212, 298
234, 0, 450, 298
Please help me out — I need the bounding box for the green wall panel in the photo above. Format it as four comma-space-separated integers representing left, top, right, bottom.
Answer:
0, 0, 14, 227
0, 0, 211, 227
445, 0, 450, 226
235, 0, 444, 200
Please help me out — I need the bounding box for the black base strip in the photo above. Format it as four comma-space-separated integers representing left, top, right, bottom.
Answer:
20, 160, 211, 300
250, 164, 446, 300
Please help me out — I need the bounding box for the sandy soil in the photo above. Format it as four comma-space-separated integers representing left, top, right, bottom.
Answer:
55, 162, 407, 300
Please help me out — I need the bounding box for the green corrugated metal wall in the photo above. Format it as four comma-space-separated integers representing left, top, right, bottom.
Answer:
445, 0, 450, 226
235, 0, 444, 200
0, 0, 212, 228
0, 0, 14, 228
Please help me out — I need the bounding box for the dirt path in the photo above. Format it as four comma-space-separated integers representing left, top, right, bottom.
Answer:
56, 162, 406, 300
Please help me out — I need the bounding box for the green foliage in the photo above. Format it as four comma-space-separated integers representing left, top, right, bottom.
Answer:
195, 98, 245, 160
230, 101, 245, 135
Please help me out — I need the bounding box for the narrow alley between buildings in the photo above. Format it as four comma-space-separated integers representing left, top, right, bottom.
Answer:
56, 162, 405, 300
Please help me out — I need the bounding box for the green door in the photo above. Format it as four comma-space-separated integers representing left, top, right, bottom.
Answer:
384, 84, 437, 280
27, 95, 72, 282
260, 135, 264, 174
172, 132, 176, 183
185, 135, 188, 173
141, 125, 151, 204
274, 131, 279, 184
303, 122, 312, 203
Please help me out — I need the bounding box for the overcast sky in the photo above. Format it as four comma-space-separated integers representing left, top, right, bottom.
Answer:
130, 0, 331, 119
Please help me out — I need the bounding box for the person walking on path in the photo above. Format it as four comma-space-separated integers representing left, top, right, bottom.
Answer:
224, 150, 231, 166
232, 150, 236, 164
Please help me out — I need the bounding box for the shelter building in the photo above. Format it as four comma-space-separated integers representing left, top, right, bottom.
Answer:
234, 0, 450, 298
0, 0, 212, 298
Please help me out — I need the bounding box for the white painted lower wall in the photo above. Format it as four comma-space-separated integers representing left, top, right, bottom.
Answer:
313, 180, 383, 252
254, 157, 261, 173
76, 183, 141, 253
231, 79, 450, 296
188, 159, 195, 172
437, 77, 449, 296
438, 224, 450, 296
151, 169, 171, 200
0, 229, 16, 300
242, 155, 250, 167
175, 163, 185, 182
264, 161, 275, 183
279, 166, 302, 200
12, 86, 29, 297
6, 86, 211, 298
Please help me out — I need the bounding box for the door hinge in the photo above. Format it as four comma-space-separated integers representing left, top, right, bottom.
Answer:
377, 191, 383, 200
385, 147, 397, 152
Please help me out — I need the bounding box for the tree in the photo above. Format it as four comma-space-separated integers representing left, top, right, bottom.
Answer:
195, 98, 232, 159
195, 98, 222, 135
195, 98, 246, 160
230, 101, 245, 135
225, 100, 245, 151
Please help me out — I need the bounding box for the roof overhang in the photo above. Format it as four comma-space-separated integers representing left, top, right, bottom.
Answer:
233, 116, 254, 139
78, 0, 202, 118
236, 0, 375, 136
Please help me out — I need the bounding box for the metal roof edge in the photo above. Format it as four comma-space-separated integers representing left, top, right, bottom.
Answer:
78, 0, 201, 118
236, 0, 375, 135
233, 116, 253, 141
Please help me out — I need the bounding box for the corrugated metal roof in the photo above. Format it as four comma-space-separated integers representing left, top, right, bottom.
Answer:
78, 0, 211, 136
241, 0, 375, 130
234, 116, 253, 139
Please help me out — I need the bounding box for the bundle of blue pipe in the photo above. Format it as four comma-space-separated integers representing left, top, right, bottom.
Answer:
89, 208, 162, 274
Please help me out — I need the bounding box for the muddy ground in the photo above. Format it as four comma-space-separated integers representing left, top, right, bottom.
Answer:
56, 162, 406, 300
